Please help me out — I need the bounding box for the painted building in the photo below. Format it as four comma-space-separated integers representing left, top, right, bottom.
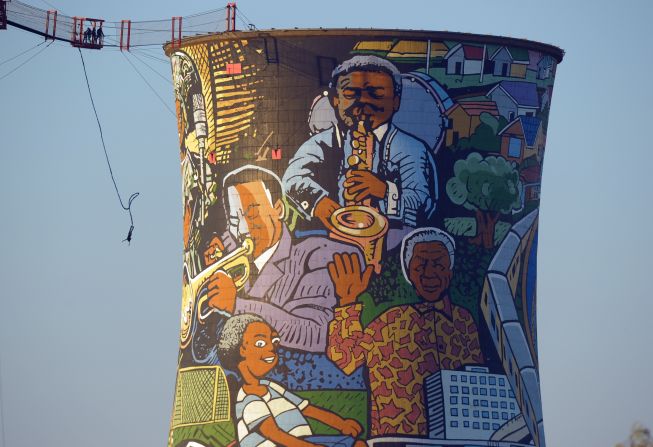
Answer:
481, 210, 545, 447
487, 80, 539, 120
445, 43, 484, 75
520, 164, 542, 202
489, 46, 530, 78
445, 100, 499, 147
498, 115, 543, 163
425, 366, 521, 441
537, 54, 555, 80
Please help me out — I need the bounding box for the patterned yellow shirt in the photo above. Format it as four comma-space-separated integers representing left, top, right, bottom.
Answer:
328, 298, 483, 436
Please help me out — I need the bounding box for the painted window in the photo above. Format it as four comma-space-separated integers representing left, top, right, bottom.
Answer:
508, 137, 522, 158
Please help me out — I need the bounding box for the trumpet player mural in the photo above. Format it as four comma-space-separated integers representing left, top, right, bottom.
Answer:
166, 30, 563, 447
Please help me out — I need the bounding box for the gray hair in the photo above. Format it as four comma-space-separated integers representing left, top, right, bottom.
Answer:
401, 227, 456, 282
217, 314, 265, 372
330, 55, 402, 96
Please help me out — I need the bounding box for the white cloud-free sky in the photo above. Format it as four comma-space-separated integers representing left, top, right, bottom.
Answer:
1, 1, 651, 446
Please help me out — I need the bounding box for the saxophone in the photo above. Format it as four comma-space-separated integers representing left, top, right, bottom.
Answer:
329, 120, 388, 274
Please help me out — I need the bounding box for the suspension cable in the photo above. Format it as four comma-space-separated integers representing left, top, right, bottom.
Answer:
0, 40, 52, 81
121, 51, 175, 117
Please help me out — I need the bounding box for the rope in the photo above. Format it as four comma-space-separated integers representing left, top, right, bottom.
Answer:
0, 40, 52, 81
236, 8, 256, 30
0, 40, 45, 67
131, 49, 169, 65
130, 51, 172, 85
121, 51, 176, 117
78, 48, 140, 244
37, 0, 67, 15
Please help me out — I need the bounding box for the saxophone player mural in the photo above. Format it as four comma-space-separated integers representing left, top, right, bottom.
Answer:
166, 30, 563, 447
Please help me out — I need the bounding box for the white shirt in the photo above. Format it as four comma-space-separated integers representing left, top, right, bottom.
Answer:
253, 241, 280, 272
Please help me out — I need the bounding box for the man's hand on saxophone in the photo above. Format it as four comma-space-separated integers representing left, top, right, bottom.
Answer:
343, 170, 387, 203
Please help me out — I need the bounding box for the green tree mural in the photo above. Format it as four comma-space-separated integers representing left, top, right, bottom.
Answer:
446, 152, 522, 249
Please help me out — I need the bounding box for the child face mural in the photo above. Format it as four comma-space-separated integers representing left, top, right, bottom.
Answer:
332, 70, 400, 131
238, 321, 281, 378
408, 241, 453, 302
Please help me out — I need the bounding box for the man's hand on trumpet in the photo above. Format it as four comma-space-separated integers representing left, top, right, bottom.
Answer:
207, 270, 237, 314
203, 236, 226, 266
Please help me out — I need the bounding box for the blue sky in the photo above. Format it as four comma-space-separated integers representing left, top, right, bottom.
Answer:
1, 0, 652, 446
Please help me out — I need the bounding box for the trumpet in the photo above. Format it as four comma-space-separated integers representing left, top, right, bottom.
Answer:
179, 238, 254, 348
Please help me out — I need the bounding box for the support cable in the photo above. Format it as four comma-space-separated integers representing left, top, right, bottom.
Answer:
236, 8, 256, 30
78, 48, 140, 244
0, 40, 52, 81
131, 49, 170, 65
130, 51, 172, 85
37, 0, 66, 15
121, 51, 175, 117
0, 40, 45, 67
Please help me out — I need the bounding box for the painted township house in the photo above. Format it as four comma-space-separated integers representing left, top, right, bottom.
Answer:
445, 100, 499, 147
498, 115, 544, 164
520, 164, 542, 202
444, 43, 484, 75
537, 54, 555, 80
487, 81, 539, 121
488, 46, 530, 78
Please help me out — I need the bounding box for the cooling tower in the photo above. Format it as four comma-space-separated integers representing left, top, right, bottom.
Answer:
165, 29, 563, 447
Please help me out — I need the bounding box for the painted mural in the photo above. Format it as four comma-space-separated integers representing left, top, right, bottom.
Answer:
166, 31, 562, 447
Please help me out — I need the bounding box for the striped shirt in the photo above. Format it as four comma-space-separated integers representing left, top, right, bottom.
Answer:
235, 380, 313, 447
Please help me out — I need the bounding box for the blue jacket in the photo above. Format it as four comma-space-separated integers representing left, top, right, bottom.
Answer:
282, 124, 437, 227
